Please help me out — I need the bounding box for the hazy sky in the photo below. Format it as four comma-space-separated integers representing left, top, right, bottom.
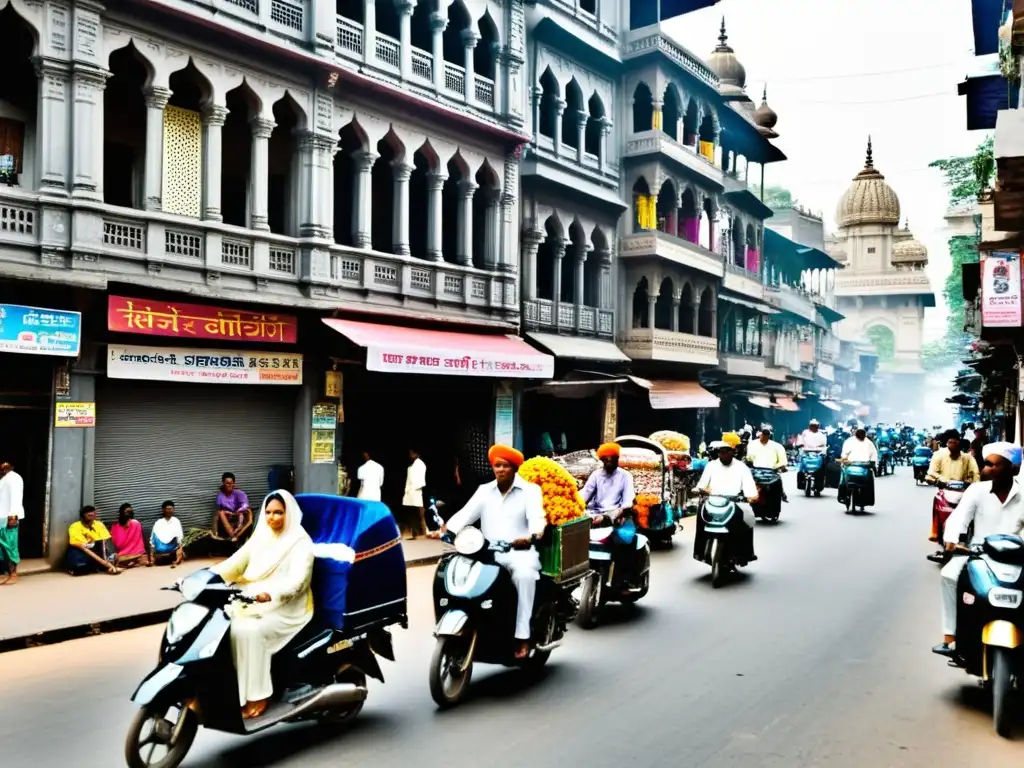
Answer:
665, 0, 983, 337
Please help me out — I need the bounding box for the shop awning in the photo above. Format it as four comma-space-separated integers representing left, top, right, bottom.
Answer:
748, 395, 773, 408
323, 318, 555, 378
719, 293, 779, 314
775, 396, 800, 412
821, 400, 842, 411
630, 377, 720, 409
525, 332, 630, 363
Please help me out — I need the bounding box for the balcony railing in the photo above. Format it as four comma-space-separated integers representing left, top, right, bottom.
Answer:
443, 62, 466, 95
723, 263, 765, 300
522, 298, 613, 337
623, 130, 723, 186
619, 232, 724, 277
0, 191, 517, 318
474, 74, 495, 107
336, 16, 364, 55
617, 328, 719, 366
765, 282, 817, 322
375, 33, 401, 72
411, 48, 433, 82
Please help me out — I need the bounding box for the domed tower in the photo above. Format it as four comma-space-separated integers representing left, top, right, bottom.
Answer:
708, 18, 746, 98
753, 85, 778, 138
831, 137, 935, 391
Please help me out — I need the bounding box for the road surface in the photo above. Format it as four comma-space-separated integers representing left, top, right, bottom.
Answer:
2, 468, 1019, 767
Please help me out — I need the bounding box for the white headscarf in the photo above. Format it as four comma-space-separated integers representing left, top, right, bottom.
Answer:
982, 442, 1023, 467
239, 489, 311, 583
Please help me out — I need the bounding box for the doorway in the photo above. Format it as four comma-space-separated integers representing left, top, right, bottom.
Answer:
0, 353, 53, 559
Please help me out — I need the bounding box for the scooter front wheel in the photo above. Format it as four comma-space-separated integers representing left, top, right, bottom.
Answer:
992, 646, 1014, 737
710, 539, 726, 588
576, 573, 602, 629
429, 635, 474, 709
124, 702, 198, 768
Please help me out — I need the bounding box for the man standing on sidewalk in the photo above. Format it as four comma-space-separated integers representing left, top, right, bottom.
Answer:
0, 461, 24, 585
403, 448, 427, 538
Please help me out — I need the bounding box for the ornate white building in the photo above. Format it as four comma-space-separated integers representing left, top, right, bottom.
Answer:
828, 140, 936, 377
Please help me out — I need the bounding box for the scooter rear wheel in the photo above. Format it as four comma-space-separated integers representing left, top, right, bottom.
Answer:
124, 702, 198, 768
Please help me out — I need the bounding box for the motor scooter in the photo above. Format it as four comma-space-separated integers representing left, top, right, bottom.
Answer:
927, 480, 970, 564
912, 447, 933, 484
694, 493, 752, 588
576, 512, 651, 628
876, 446, 895, 476
428, 528, 585, 708
797, 451, 826, 497
750, 467, 783, 523
940, 535, 1024, 737
839, 462, 874, 514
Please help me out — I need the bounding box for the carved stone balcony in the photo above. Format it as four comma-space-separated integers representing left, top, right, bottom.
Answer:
623, 131, 724, 190
618, 328, 719, 366
722, 263, 765, 301
522, 298, 614, 338
619, 232, 724, 278
719, 351, 767, 378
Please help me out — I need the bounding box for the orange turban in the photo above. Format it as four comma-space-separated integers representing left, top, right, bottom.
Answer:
488, 444, 524, 467
597, 442, 621, 459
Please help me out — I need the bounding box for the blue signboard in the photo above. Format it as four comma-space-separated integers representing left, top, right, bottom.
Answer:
0, 303, 82, 357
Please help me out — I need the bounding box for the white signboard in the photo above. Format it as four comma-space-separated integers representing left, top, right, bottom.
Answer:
107, 345, 303, 385
366, 347, 553, 378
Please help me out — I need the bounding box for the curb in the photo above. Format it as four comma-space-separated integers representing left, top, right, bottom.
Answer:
0, 554, 446, 655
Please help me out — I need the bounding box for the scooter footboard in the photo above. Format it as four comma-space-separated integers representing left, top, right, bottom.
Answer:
434, 610, 470, 637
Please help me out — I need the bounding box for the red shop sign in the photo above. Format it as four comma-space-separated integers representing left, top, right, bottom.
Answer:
107, 296, 298, 344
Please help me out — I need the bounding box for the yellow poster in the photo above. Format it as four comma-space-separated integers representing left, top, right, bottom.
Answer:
311, 429, 336, 464
55, 402, 96, 427
325, 370, 343, 398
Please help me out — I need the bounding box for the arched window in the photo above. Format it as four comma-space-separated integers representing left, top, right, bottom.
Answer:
663, 85, 681, 141
655, 277, 674, 330
475, 13, 499, 81
633, 177, 654, 231
632, 278, 650, 329
632, 82, 653, 133
679, 188, 698, 244
585, 92, 605, 158
656, 179, 677, 235
679, 283, 696, 334
538, 68, 559, 140
562, 79, 584, 150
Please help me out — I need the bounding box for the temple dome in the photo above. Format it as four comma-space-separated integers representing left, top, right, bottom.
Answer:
835, 137, 901, 229
708, 18, 746, 93
893, 237, 928, 263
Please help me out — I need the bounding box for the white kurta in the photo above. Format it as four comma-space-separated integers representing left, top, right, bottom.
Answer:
213, 528, 315, 705
0, 470, 25, 520
696, 459, 758, 527
447, 475, 547, 640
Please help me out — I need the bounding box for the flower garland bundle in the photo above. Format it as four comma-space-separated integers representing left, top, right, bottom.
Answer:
633, 493, 661, 529
519, 456, 587, 526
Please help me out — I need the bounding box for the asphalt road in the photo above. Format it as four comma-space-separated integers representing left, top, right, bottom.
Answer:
3, 467, 1021, 767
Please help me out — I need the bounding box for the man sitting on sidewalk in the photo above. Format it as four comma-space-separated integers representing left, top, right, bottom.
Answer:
213, 472, 252, 543
151, 500, 185, 567
66, 506, 121, 576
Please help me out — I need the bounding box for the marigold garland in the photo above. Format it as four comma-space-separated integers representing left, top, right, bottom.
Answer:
633, 493, 661, 529
519, 456, 587, 526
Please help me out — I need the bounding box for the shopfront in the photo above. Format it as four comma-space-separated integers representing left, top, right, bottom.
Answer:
0, 299, 82, 559
92, 296, 304, 531
619, 378, 720, 446
321, 318, 554, 514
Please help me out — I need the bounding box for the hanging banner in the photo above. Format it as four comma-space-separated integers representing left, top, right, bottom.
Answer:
981, 252, 1023, 328
0, 303, 81, 356
107, 345, 303, 384
107, 296, 298, 344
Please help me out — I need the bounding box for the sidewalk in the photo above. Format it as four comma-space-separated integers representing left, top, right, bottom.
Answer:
0, 538, 449, 653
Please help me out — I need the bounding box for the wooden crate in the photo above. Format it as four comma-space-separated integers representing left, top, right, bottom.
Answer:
540, 516, 591, 583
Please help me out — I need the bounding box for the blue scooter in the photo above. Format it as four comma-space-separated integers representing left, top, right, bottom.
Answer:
797, 451, 826, 497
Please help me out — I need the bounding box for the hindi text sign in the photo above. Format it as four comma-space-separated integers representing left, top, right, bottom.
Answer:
982, 252, 1023, 328
366, 346, 554, 379
0, 303, 82, 357
55, 402, 96, 427
107, 345, 303, 385
108, 296, 298, 344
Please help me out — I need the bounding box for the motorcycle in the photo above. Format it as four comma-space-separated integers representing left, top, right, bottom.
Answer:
839, 462, 874, 514
944, 535, 1024, 737
123, 495, 407, 768
695, 493, 752, 588
797, 451, 826, 497
750, 467, 784, 523
927, 481, 970, 564
912, 447, 933, 484
576, 513, 651, 628
876, 446, 896, 476
428, 528, 584, 708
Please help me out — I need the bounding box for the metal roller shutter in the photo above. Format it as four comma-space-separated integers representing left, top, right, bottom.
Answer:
94, 380, 295, 532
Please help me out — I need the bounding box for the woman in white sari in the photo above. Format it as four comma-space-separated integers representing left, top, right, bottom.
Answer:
212, 489, 315, 719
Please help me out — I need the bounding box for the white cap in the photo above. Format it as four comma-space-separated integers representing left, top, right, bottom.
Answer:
809, 419, 820, 426
983, 442, 1023, 466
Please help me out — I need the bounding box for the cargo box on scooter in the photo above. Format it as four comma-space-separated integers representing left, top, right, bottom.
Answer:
296, 494, 408, 635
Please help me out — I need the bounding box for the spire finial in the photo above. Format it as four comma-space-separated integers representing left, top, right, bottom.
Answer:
761, 84, 768, 104
719, 16, 728, 46
865, 135, 874, 169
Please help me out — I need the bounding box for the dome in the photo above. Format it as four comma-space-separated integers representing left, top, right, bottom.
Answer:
893, 238, 928, 263
835, 137, 901, 229
753, 86, 777, 129
708, 18, 746, 92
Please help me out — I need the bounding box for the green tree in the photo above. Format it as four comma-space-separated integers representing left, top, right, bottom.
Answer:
922, 135, 991, 370
867, 325, 896, 362
763, 185, 793, 208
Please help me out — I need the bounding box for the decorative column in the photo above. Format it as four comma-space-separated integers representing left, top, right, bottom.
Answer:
431, 13, 447, 93
552, 97, 567, 156
398, 0, 416, 81
462, 29, 480, 103
651, 98, 663, 131
491, 45, 505, 115
297, 132, 336, 240
71, 67, 108, 200
573, 241, 588, 330
599, 118, 612, 173
456, 179, 478, 266
249, 116, 275, 231
647, 293, 657, 330
392, 160, 414, 255
363, 0, 378, 68
551, 237, 566, 324
671, 294, 681, 332
598, 248, 613, 310
521, 228, 544, 300
531, 85, 543, 139
575, 110, 587, 164
693, 299, 700, 336
352, 150, 378, 248
143, 85, 171, 210
482, 195, 500, 270
33, 60, 72, 195
201, 105, 228, 221
426, 170, 447, 261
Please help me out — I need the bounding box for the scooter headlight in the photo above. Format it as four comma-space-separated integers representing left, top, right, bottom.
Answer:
454, 527, 485, 556
166, 603, 210, 645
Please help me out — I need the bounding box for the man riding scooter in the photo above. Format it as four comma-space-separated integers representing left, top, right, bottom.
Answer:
933, 442, 1024, 658
925, 429, 980, 561
797, 419, 828, 496
745, 426, 788, 518
695, 436, 759, 565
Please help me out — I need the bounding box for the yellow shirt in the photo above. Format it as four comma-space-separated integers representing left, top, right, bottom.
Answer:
926, 449, 980, 484
68, 520, 112, 547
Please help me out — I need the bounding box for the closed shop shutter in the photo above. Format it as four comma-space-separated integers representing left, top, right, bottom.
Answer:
94, 380, 295, 532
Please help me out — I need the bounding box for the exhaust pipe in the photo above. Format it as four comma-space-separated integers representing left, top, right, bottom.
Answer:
284, 683, 368, 722
534, 640, 562, 653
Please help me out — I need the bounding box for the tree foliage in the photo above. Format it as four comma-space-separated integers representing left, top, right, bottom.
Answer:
867, 325, 896, 362
763, 185, 793, 208
927, 135, 994, 206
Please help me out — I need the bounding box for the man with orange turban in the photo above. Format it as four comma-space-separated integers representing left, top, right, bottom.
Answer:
434, 445, 546, 659
583, 442, 635, 524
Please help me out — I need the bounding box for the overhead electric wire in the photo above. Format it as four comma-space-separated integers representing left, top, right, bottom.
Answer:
759, 60, 964, 83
